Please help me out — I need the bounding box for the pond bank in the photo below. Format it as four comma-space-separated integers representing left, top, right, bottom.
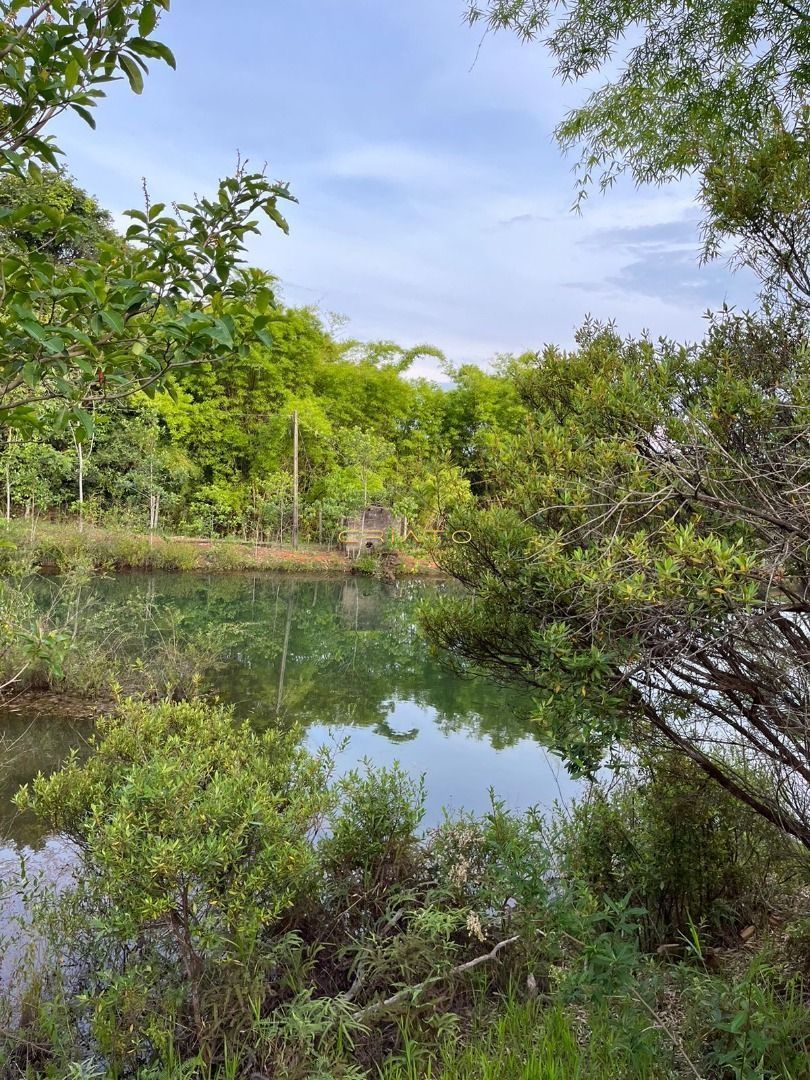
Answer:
1, 521, 444, 576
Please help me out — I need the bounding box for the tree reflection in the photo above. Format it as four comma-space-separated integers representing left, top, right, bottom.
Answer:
1, 573, 540, 845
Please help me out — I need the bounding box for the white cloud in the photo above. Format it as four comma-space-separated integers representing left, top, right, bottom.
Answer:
319, 142, 488, 191
51, 0, 754, 373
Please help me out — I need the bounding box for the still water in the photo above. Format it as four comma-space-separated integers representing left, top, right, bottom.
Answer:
0, 573, 576, 849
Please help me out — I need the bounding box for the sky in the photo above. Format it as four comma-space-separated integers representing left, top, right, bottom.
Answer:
55, 0, 756, 380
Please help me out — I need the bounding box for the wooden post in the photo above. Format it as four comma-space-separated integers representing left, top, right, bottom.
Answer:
5, 431, 12, 522
292, 409, 299, 549
77, 441, 84, 533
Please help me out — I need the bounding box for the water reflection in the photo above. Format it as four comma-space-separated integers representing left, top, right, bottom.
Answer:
0, 573, 576, 844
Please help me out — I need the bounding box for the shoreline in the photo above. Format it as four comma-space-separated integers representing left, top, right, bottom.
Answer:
1, 522, 446, 578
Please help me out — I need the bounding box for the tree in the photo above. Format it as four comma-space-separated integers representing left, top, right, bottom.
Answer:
441, 362, 526, 493
1, 428, 73, 517
83, 399, 195, 530
465, 0, 810, 305
423, 316, 810, 847
0, 1, 294, 432
337, 427, 394, 507
0, 169, 116, 261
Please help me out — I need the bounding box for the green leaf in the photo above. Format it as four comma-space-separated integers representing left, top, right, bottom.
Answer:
128, 37, 176, 69
70, 103, 97, 129
207, 317, 236, 347
100, 310, 125, 334
118, 54, 145, 94
138, 2, 158, 36
74, 408, 95, 442
65, 57, 80, 89
21, 363, 40, 389
20, 319, 50, 345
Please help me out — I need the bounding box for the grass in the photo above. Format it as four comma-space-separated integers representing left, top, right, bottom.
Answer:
378, 994, 672, 1080
1, 519, 350, 574
1, 519, 441, 576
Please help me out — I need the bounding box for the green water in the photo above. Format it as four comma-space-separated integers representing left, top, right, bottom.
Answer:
0, 573, 575, 848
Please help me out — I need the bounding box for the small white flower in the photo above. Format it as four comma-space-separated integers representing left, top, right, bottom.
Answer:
466, 910, 485, 943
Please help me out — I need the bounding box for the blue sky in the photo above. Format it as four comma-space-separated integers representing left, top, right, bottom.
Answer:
56, 1, 755, 379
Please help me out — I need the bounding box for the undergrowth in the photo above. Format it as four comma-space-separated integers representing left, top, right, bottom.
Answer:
0, 701, 807, 1077
1, 520, 357, 574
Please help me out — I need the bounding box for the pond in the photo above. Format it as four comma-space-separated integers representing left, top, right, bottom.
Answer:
0, 573, 577, 852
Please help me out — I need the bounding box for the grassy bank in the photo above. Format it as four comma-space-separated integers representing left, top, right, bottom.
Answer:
0, 520, 442, 576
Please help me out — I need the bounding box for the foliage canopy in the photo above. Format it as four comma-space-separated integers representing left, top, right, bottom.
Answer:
425, 315, 810, 846
466, 0, 810, 306
0, 1, 294, 434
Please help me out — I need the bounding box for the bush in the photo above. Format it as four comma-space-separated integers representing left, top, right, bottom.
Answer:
15, 700, 334, 1071
203, 542, 253, 571
148, 539, 200, 572
8, 702, 554, 1077
680, 953, 810, 1079
7, 704, 808, 1079
352, 552, 380, 576
322, 762, 426, 903
0, 551, 91, 694
550, 751, 798, 949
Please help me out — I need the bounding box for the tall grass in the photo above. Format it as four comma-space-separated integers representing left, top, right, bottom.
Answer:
1, 520, 348, 574
379, 995, 671, 1080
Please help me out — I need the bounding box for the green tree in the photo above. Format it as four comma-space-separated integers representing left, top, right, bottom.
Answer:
1, 429, 72, 517
424, 315, 810, 847
0, 169, 116, 261
0, 1, 294, 432
466, 0, 810, 305
442, 362, 526, 493
88, 399, 196, 530
337, 426, 394, 507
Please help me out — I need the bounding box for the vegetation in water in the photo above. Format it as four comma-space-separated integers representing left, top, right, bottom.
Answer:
0, 546, 231, 702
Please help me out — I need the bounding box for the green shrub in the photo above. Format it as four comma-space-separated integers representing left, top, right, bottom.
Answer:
550, 752, 798, 949
322, 761, 426, 902
9, 702, 554, 1076
353, 552, 380, 576
203, 543, 253, 571
784, 912, 810, 971
149, 539, 200, 571
15, 700, 334, 1070
90, 529, 151, 570
0, 553, 90, 693
8, 704, 807, 1079
680, 953, 810, 1079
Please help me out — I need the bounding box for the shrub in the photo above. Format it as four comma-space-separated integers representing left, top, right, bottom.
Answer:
9, 704, 805, 1079
203, 543, 253, 571
0, 551, 91, 694
352, 552, 380, 576
322, 761, 426, 903
680, 953, 810, 1079
550, 751, 799, 949
149, 540, 200, 572
9, 702, 554, 1076
15, 700, 335, 1070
